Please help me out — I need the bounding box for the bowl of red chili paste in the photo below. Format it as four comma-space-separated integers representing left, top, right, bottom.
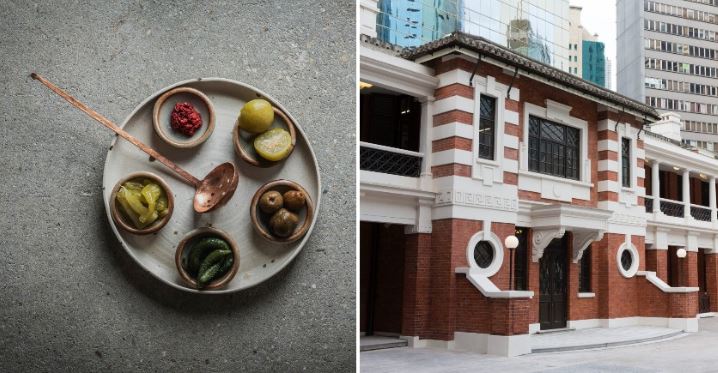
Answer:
152, 86, 215, 148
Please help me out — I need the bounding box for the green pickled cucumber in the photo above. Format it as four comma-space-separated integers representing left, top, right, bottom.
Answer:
197, 255, 234, 287
197, 249, 232, 278
186, 237, 231, 273
197, 262, 222, 287
218, 256, 234, 275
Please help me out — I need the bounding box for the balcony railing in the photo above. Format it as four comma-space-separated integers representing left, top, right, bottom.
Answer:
360, 141, 423, 177
691, 204, 712, 222
659, 198, 685, 218
645, 196, 654, 213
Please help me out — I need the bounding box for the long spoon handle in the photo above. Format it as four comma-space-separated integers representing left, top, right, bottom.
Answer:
31, 73, 201, 186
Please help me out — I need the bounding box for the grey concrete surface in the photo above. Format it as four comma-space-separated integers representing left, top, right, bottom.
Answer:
361, 317, 718, 372
0, 1, 355, 372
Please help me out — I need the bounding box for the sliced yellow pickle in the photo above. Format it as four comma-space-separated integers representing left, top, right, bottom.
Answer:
253, 128, 292, 161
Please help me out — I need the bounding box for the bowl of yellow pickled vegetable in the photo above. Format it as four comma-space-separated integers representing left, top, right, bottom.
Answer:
109, 172, 174, 235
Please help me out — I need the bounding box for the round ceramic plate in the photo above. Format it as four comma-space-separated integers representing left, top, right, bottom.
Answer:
102, 78, 321, 293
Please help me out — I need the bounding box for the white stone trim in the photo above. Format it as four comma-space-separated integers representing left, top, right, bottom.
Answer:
567, 318, 601, 330
360, 46, 439, 97
637, 271, 700, 293
505, 110, 519, 125
465, 224, 504, 277
598, 139, 619, 152
529, 323, 540, 334
434, 95, 474, 115
455, 267, 534, 298
504, 134, 519, 150
436, 68, 472, 88
598, 159, 619, 172
577, 292, 596, 298
451, 332, 530, 357
432, 122, 473, 141
617, 236, 640, 278
431, 149, 473, 166
472, 75, 507, 185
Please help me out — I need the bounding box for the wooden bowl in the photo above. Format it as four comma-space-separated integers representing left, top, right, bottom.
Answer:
152, 86, 215, 148
233, 107, 297, 167
174, 227, 240, 290
250, 179, 314, 243
109, 172, 174, 235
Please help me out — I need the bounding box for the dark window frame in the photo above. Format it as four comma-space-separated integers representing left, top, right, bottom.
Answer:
528, 115, 581, 180
620, 250, 633, 271
473, 241, 494, 269
622, 137, 632, 187
578, 247, 592, 292
478, 95, 496, 160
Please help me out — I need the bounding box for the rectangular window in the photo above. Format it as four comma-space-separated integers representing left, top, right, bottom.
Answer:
622, 137, 631, 187
578, 247, 591, 293
478, 95, 496, 160
528, 116, 580, 180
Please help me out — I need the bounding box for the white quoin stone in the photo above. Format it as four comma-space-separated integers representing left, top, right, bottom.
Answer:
648, 112, 682, 141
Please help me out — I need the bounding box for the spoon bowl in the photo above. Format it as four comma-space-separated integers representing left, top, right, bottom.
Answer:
193, 162, 239, 213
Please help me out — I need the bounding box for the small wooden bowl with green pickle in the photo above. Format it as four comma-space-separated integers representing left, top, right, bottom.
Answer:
109, 172, 174, 235
175, 227, 240, 290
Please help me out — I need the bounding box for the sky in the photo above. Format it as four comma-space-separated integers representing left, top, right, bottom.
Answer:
569, 0, 617, 90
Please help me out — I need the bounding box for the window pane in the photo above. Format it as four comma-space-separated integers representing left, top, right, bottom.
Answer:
528, 115, 580, 180
478, 95, 496, 160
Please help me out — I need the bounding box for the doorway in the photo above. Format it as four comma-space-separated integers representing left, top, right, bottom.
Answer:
539, 236, 568, 330
360, 222, 405, 336
699, 249, 711, 313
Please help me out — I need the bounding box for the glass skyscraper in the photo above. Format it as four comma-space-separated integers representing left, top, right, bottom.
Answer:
582, 40, 606, 87
376, 0, 570, 71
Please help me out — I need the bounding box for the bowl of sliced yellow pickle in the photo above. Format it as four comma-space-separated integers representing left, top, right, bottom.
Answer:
109, 171, 174, 235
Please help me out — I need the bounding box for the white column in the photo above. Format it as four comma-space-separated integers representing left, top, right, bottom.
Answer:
652, 160, 661, 212
710, 176, 716, 222
418, 96, 434, 190
683, 169, 691, 218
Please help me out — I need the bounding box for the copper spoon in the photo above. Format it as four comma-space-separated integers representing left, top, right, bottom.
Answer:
31, 73, 239, 214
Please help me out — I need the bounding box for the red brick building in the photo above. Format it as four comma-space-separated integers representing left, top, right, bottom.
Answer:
360, 31, 717, 356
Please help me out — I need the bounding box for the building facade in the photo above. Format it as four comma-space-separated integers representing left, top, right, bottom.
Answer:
360, 0, 717, 357
617, 0, 718, 149
376, 0, 571, 71
569, 5, 607, 87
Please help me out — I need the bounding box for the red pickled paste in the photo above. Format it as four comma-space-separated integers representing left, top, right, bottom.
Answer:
170, 102, 203, 137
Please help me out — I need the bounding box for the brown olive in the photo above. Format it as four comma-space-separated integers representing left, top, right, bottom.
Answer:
283, 190, 306, 212
269, 208, 299, 237
258, 191, 283, 214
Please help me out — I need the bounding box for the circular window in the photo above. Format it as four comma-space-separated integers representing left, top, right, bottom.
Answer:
620, 250, 632, 271
466, 230, 504, 276
616, 243, 639, 278
474, 241, 494, 269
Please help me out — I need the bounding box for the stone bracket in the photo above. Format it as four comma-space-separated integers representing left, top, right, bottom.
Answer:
572, 230, 605, 263
531, 227, 566, 262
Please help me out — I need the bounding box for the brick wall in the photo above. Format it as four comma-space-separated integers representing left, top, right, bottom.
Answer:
706, 253, 718, 312
402, 233, 432, 337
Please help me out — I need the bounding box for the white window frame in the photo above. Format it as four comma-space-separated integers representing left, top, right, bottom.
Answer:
522, 101, 589, 183
617, 241, 640, 278
466, 228, 504, 277
471, 75, 507, 185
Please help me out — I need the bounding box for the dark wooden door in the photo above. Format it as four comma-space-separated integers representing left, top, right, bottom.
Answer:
699, 250, 711, 313
539, 236, 568, 330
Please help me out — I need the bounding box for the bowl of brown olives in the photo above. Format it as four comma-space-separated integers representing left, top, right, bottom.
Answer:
250, 179, 314, 243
